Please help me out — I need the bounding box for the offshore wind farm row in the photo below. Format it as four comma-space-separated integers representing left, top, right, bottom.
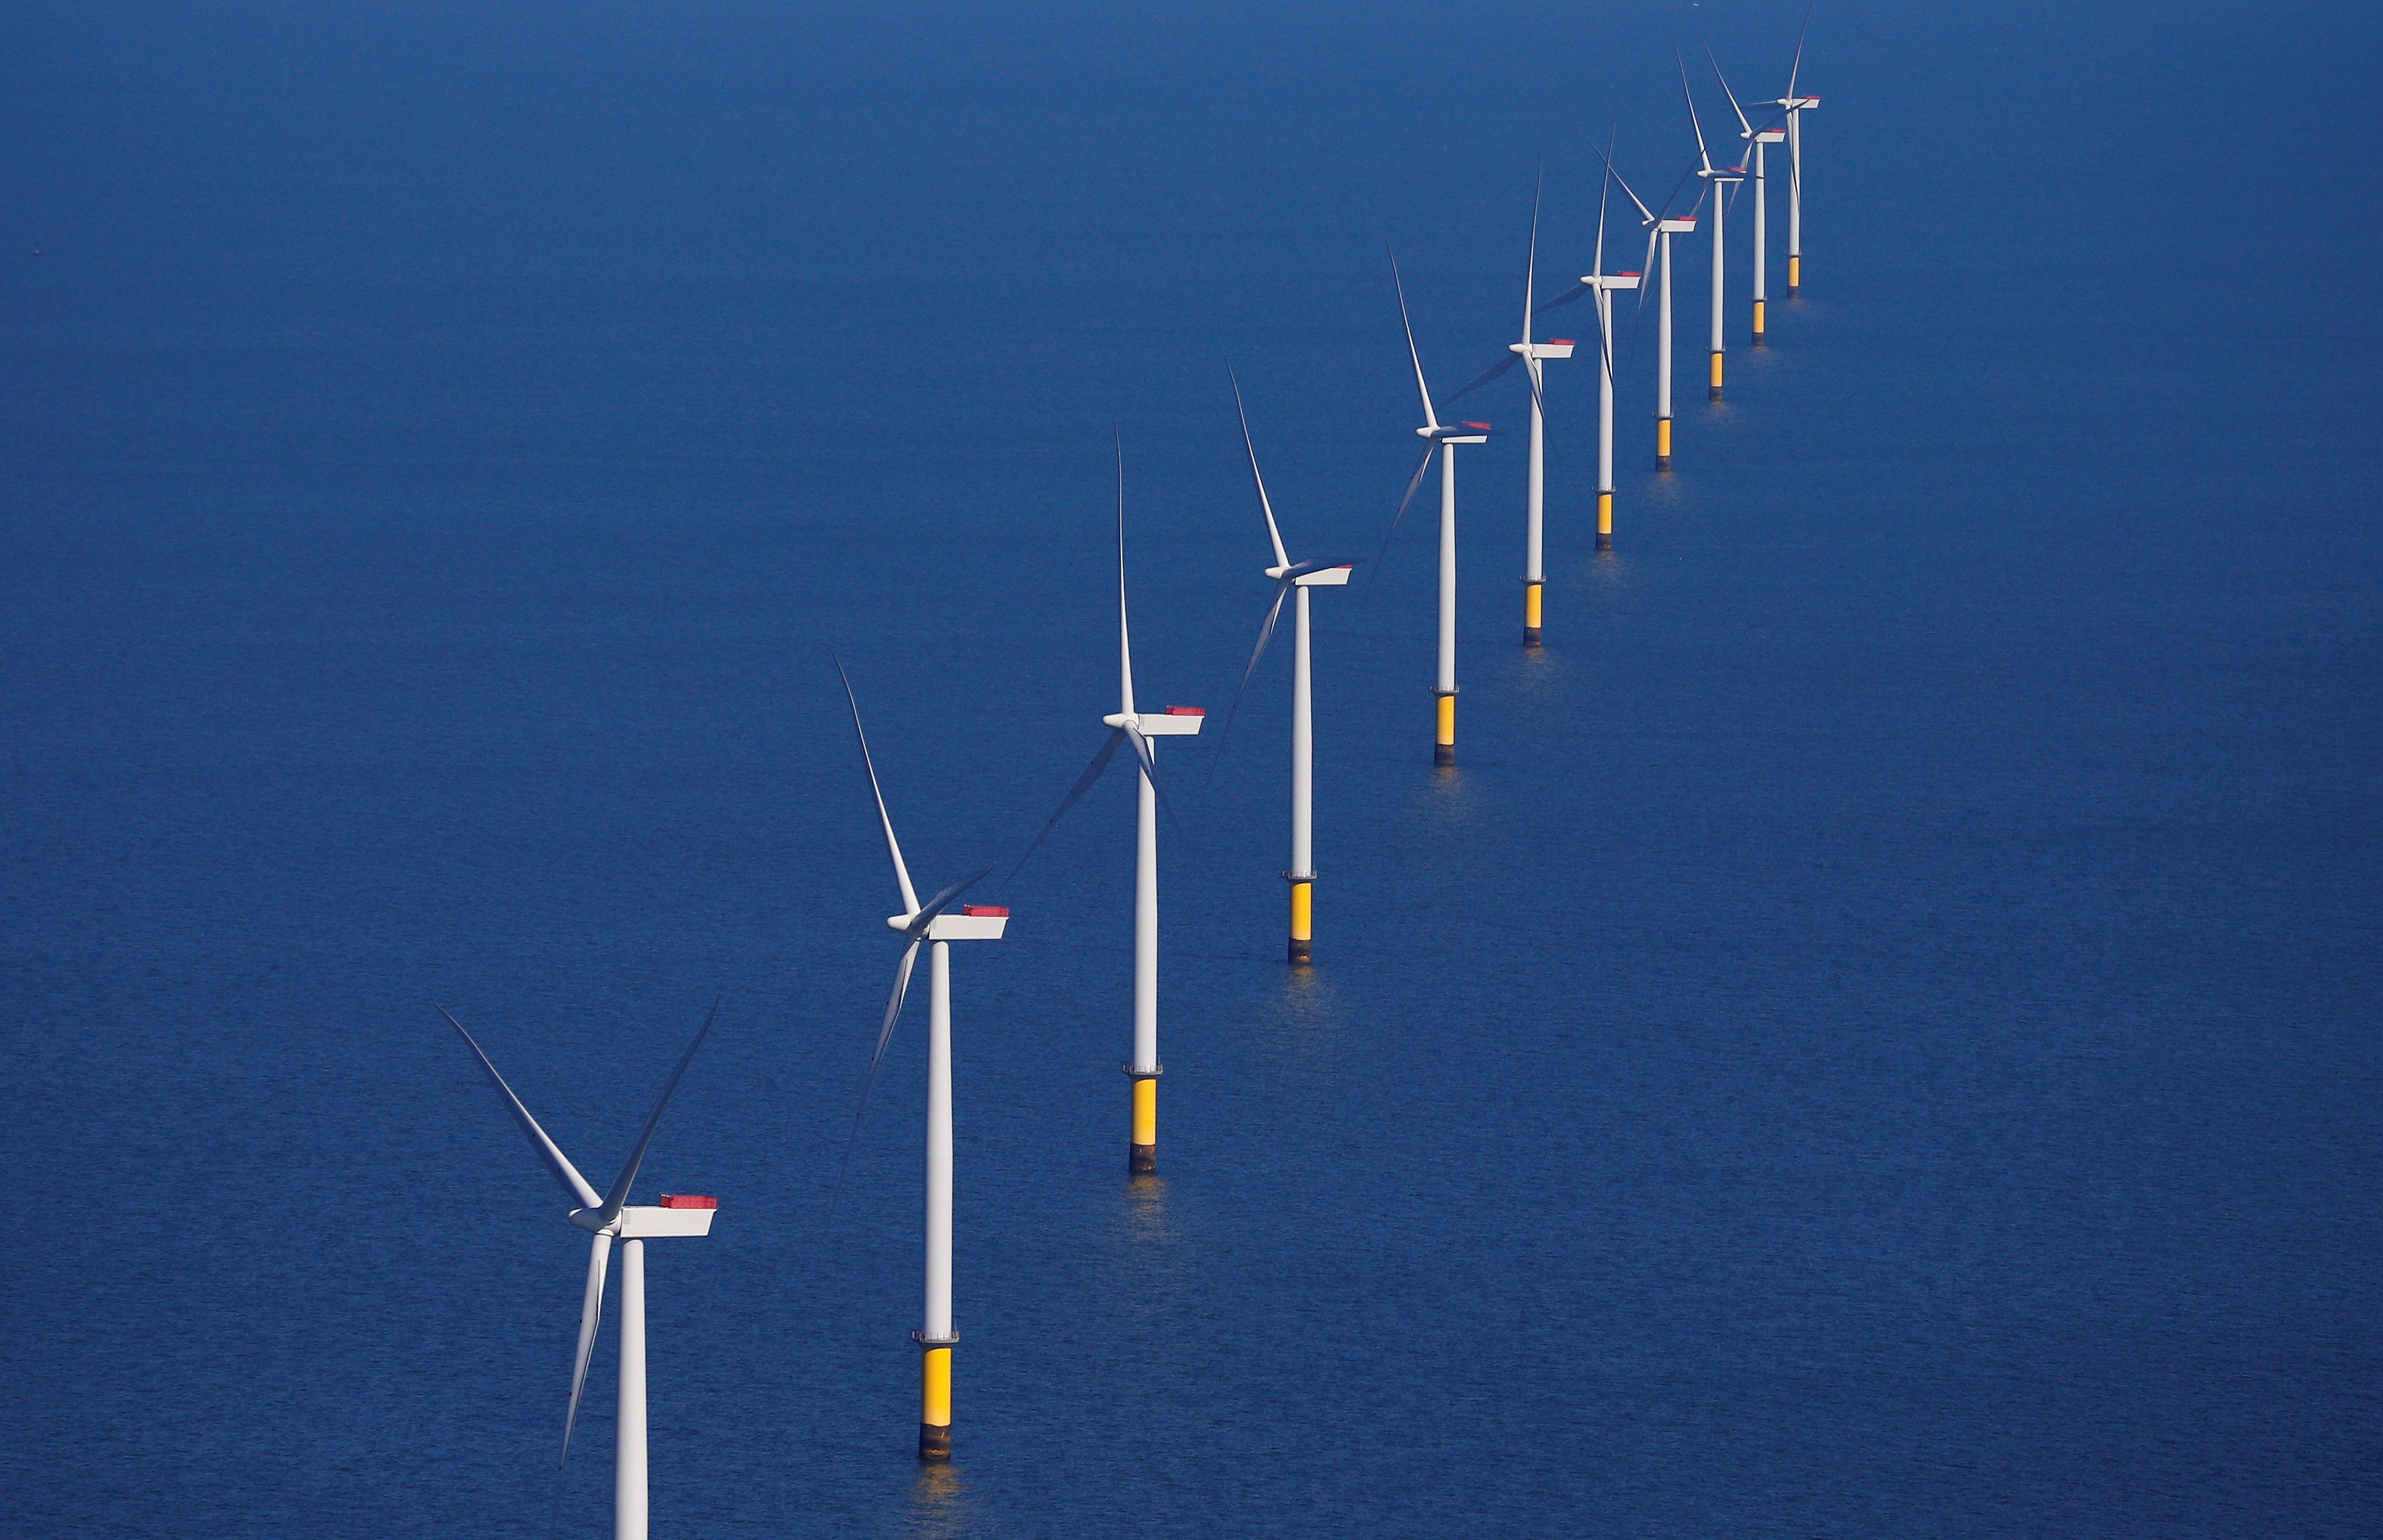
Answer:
438, 30, 1823, 1538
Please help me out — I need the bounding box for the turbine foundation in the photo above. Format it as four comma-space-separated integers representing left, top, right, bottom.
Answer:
1656, 416, 1672, 471
1709, 351, 1725, 401
1752, 298, 1766, 346
1434, 691, 1456, 767
918, 1342, 953, 1460
1129, 1071, 1158, 1173
1288, 879, 1313, 965
1787, 256, 1801, 296
1596, 492, 1614, 553
1523, 582, 1543, 648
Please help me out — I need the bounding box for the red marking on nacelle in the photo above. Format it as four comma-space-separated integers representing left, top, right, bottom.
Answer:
1463, 421, 1491, 430
1164, 705, 1204, 716
961, 905, 1010, 917
1549, 338, 1575, 345
657, 1194, 717, 1209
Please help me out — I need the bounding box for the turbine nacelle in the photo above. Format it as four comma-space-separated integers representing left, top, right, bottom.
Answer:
885, 904, 1011, 940
1103, 707, 1206, 737
1508, 339, 1575, 360
569, 1202, 720, 1239
1420, 422, 1491, 444
1657, 217, 1698, 234
1268, 563, 1353, 587
1580, 273, 1643, 292
1747, 128, 1787, 144
1772, 95, 1821, 111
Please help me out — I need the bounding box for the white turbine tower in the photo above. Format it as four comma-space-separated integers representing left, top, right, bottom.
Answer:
1380, 246, 1491, 766
1590, 137, 1696, 470
832, 658, 1005, 1462
1712, 51, 1789, 347
1681, 52, 1745, 402
1765, 22, 1819, 295
1008, 435, 1200, 1171
1507, 178, 1572, 637
439, 1002, 718, 1540
1436, 182, 1572, 639
1578, 163, 1641, 551
1211, 366, 1354, 965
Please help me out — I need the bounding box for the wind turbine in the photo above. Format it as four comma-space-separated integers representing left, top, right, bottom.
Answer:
1503, 176, 1571, 642
439, 1002, 718, 1540
1578, 160, 1640, 551
1765, 23, 1820, 295
1382, 246, 1491, 766
1589, 138, 1696, 470
1213, 365, 1353, 965
1008, 434, 1200, 1172
1680, 52, 1745, 402
832, 658, 1005, 1462
1436, 182, 1570, 643
1712, 51, 1789, 345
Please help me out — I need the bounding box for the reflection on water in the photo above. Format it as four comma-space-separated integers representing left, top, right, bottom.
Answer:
905, 1462, 967, 1540
1118, 1172, 1172, 1241
1105, 1171, 1189, 1331
1272, 960, 1348, 1063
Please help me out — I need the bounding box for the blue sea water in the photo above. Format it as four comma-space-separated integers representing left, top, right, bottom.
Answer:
4, 2, 2380, 1536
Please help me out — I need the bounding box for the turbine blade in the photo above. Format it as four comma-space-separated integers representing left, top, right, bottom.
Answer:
1521, 163, 1542, 345
1787, 7, 1810, 101
1006, 727, 1128, 884
597, 996, 719, 1223
1201, 580, 1292, 795
1121, 723, 1187, 841
1678, 50, 1713, 173
1598, 288, 1618, 383
1658, 166, 1698, 222
557, 1232, 613, 1472
1593, 140, 1613, 277
1444, 350, 1520, 406
1387, 243, 1441, 430
830, 652, 920, 915
1228, 363, 1291, 570
1635, 227, 1660, 317
1709, 47, 1755, 137
1534, 281, 1592, 315
870, 943, 920, 1082
833, 938, 922, 1191
1361, 442, 1439, 600
439, 1007, 603, 1212
1116, 426, 1136, 718
1586, 134, 1658, 225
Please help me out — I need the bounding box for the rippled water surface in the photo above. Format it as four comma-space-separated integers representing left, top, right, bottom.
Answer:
4, 3, 2379, 1536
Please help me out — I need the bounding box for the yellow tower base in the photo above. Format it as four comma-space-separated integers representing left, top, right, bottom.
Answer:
919, 1345, 952, 1461
1523, 582, 1542, 648
1787, 255, 1801, 295
1752, 298, 1765, 346
1655, 416, 1672, 471
1596, 491, 1613, 552
1130, 1074, 1157, 1173
1288, 879, 1312, 965
1434, 691, 1455, 767
1709, 350, 1724, 401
